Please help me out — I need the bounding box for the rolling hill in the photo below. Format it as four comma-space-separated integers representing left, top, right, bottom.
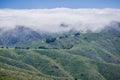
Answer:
0, 23, 120, 80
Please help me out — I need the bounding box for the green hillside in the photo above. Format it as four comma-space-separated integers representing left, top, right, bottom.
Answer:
0, 27, 120, 80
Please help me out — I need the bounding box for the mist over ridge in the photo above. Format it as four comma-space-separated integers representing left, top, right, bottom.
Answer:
0, 8, 120, 33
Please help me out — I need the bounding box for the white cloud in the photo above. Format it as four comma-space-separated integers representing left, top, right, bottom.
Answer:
0, 8, 120, 33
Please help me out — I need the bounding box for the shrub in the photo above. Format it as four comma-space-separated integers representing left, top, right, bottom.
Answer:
74, 33, 80, 36
46, 38, 56, 43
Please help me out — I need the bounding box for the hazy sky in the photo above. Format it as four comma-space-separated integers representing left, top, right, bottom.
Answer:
0, 0, 120, 9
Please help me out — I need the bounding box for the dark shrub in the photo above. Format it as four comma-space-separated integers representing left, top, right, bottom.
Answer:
38, 46, 47, 49
74, 33, 80, 36
46, 38, 56, 43
75, 78, 77, 80
26, 47, 30, 49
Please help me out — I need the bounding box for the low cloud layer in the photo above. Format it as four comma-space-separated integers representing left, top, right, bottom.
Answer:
0, 8, 120, 33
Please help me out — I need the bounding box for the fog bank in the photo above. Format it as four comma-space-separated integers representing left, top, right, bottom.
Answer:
0, 8, 120, 33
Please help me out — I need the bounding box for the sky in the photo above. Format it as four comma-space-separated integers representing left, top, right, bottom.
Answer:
0, 0, 120, 9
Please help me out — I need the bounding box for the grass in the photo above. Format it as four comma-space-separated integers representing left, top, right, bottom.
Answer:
0, 30, 120, 80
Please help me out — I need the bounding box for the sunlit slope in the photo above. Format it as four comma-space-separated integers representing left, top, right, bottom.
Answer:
0, 26, 120, 80
0, 49, 73, 80
0, 46, 120, 80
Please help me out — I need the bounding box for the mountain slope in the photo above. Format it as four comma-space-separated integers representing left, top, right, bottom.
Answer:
0, 24, 120, 80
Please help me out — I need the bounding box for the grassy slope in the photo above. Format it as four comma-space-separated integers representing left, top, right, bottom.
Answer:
0, 30, 120, 80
